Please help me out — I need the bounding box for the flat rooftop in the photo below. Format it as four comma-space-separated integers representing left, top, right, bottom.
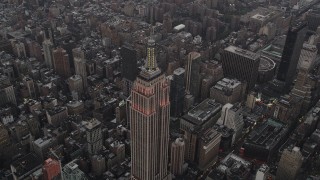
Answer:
225, 46, 260, 61
11, 153, 42, 177
245, 119, 288, 149
182, 99, 222, 126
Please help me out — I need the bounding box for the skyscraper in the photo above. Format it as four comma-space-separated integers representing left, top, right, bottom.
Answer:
85, 118, 102, 155
170, 68, 185, 117
221, 46, 260, 92
276, 22, 307, 88
43, 39, 54, 69
219, 103, 244, 145
129, 38, 171, 180
53, 47, 71, 78
170, 138, 185, 176
120, 44, 138, 96
185, 52, 201, 102
73, 48, 87, 89
276, 146, 303, 180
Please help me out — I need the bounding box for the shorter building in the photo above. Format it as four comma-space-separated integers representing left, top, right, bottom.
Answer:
213, 124, 234, 152
255, 164, 270, 180
32, 137, 58, 161
43, 158, 61, 180
180, 99, 222, 164
63, 161, 87, 180
270, 95, 303, 124
170, 138, 185, 176
210, 78, 246, 105
84, 118, 102, 155
243, 119, 289, 161
68, 75, 84, 96
276, 147, 303, 180
218, 103, 244, 145
46, 106, 68, 127
197, 128, 221, 169
91, 155, 106, 176
67, 101, 84, 115
0, 82, 16, 106
216, 153, 251, 180
10, 153, 42, 180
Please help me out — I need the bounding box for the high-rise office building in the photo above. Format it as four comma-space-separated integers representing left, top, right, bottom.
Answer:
276, 22, 307, 88
219, 103, 244, 145
73, 48, 87, 89
170, 138, 185, 176
297, 43, 318, 70
210, 78, 246, 105
185, 52, 201, 102
43, 39, 54, 69
85, 118, 102, 155
121, 44, 138, 96
170, 68, 185, 117
53, 47, 71, 78
276, 146, 303, 180
129, 38, 171, 180
197, 128, 221, 169
0, 81, 16, 106
221, 46, 260, 91
68, 75, 84, 96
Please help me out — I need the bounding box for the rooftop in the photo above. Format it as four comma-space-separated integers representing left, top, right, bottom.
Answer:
11, 153, 42, 177
225, 46, 260, 60
183, 99, 222, 126
245, 119, 288, 149
84, 118, 101, 130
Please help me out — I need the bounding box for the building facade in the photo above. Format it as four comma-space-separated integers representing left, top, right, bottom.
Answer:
129, 38, 171, 180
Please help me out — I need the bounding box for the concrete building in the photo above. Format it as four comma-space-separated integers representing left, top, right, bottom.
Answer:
46, 106, 68, 127
255, 164, 270, 180
216, 153, 251, 180
68, 75, 84, 97
10, 153, 42, 180
218, 103, 244, 145
276, 147, 303, 180
186, 52, 202, 102
63, 161, 87, 180
297, 43, 318, 70
73, 48, 88, 90
0, 82, 16, 106
210, 78, 246, 105
43, 39, 54, 69
243, 119, 289, 161
84, 118, 102, 155
42, 158, 61, 180
53, 47, 71, 78
32, 137, 58, 161
221, 46, 260, 91
91, 155, 106, 176
129, 38, 171, 180
197, 128, 221, 169
180, 99, 222, 163
170, 138, 185, 176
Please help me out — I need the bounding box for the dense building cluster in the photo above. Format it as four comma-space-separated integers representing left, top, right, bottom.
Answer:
0, 0, 320, 179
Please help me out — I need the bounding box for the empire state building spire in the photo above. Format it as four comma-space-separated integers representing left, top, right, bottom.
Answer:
140, 37, 161, 80
146, 38, 156, 70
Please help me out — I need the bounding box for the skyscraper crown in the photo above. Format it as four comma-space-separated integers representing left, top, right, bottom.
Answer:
140, 37, 161, 80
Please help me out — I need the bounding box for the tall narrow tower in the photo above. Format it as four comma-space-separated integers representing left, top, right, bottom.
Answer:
130, 38, 171, 180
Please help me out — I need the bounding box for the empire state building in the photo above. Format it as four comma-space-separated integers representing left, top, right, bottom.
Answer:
129, 38, 171, 180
